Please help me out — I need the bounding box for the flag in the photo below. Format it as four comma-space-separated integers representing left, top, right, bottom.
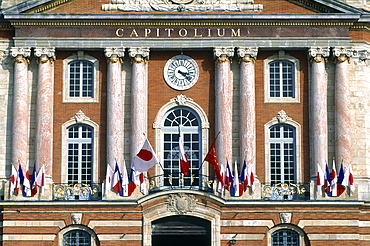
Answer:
36, 164, 46, 195
104, 164, 114, 196
178, 132, 190, 175
132, 139, 159, 173
330, 159, 338, 196
18, 164, 31, 197
128, 169, 137, 196
225, 161, 233, 191
204, 134, 222, 183
240, 160, 248, 192
112, 163, 123, 196
217, 163, 225, 194
121, 161, 129, 196
230, 161, 242, 196
30, 163, 37, 196
10, 165, 18, 196
342, 165, 355, 195
247, 163, 255, 194
316, 164, 324, 195
336, 162, 346, 196
324, 162, 331, 195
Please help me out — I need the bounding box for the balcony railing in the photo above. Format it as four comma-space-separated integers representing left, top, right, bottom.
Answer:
261, 183, 310, 201
148, 174, 216, 194
53, 183, 102, 201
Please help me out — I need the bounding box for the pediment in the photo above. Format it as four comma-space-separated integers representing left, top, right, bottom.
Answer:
2, 0, 366, 14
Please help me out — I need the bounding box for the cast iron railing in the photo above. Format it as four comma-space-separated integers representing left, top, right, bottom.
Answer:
53, 183, 102, 201
261, 183, 310, 201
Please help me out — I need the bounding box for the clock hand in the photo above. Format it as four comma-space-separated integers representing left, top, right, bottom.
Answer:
177, 70, 192, 81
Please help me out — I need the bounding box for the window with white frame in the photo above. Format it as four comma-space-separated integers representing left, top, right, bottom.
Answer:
63, 230, 91, 246
271, 229, 300, 246
161, 107, 201, 188
63, 51, 99, 103
69, 60, 94, 98
67, 124, 93, 184
269, 124, 296, 184
264, 51, 300, 103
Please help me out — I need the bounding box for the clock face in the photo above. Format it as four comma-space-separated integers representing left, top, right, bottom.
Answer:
163, 55, 199, 91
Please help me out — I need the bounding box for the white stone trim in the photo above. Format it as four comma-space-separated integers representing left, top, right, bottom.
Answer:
298, 220, 358, 228
267, 224, 306, 246
62, 51, 99, 103
221, 219, 274, 228
61, 110, 99, 183
264, 110, 302, 183
307, 234, 360, 241
98, 234, 142, 241
3, 234, 56, 241
264, 50, 300, 103
3, 220, 65, 228
220, 234, 265, 241
88, 220, 141, 228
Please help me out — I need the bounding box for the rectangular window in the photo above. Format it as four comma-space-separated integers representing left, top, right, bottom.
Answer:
69, 61, 94, 98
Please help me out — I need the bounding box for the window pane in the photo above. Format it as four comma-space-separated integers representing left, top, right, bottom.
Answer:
272, 229, 299, 246
269, 60, 294, 98
69, 61, 94, 98
63, 230, 91, 246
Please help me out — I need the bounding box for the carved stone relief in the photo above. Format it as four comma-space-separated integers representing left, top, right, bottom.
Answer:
166, 193, 197, 215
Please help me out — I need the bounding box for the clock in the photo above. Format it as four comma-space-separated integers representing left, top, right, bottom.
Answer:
163, 55, 199, 91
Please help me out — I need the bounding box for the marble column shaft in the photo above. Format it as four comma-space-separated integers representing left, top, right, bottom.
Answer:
105, 48, 125, 168
309, 47, 329, 175
11, 47, 31, 170
35, 47, 55, 177
238, 47, 257, 170
334, 47, 352, 165
214, 47, 234, 165
129, 47, 149, 159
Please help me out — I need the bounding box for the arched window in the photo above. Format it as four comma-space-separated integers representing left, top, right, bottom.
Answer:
68, 60, 94, 98
63, 230, 91, 246
161, 107, 201, 188
269, 124, 296, 184
272, 229, 300, 246
67, 124, 93, 184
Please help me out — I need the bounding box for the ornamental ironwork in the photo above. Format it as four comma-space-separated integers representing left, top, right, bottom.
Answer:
262, 183, 309, 201
53, 183, 101, 201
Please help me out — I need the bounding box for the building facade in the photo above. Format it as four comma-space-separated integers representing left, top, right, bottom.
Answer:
0, 0, 370, 245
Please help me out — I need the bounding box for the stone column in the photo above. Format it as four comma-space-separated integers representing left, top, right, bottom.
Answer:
105, 47, 125, 168
34, 47, 55, 180
129, 47, 150, 159
214, 47, 234, 165
237, 47, 258, 170
334, 47, 352, 165
10, 47, 31, 171
308, 47, 330, 175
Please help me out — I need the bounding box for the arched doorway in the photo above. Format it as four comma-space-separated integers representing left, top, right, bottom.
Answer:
152, 215, 211, 246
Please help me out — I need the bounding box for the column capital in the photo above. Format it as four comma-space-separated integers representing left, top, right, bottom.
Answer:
333, 46, 353, 63
308, 47, 330, 63
10, 47, 31, 63
128, 47, 150, 63
34, 47, 56, 63
237, 47, 258, 62
105, 47, 125, 63
213, 47, 234, 62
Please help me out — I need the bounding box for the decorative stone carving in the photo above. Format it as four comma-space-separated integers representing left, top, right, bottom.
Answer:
276, 110, 291, 124
128, 47, 150, 63
105, 47, 125, 63
333, 47, 353, 63
10, 47, 31, 63
0, 49, 9, 65
34, 47, 56, 63
71, 213, 82, 224
214, 47, 234, 63
352, 49, 370, 65
171, 94, 194, 106
280, 213, 292, 224
237, 47, 258, 63
71, 110, 91, 124
167, 193, 197, 215
102, 0, 262, 12
309, 47, 330, 63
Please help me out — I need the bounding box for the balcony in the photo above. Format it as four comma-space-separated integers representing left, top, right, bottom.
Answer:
261, 183, 310, 201
53, 183, 102, 201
